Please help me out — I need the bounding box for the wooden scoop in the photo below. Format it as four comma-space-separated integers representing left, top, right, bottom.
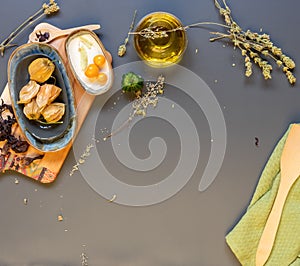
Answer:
29, 23, 101, 43
256, 124, 300, 266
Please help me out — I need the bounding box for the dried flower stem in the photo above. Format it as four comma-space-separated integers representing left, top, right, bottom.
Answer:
118, 10, 137, 57
103, 118, 131, 140
104, 75, 165, 140
129, 21, 230, 39
0, 0, 60, 56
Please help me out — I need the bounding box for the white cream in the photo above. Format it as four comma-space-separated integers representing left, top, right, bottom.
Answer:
66, 32, 113, 95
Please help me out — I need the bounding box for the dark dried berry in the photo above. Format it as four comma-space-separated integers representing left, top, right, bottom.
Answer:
22, 154, 44, 166
0, 100, 30, 154
44, 32, 50, 39
36, 31, 50, 42
12, 141, 29, 153
255, 137, 259, 147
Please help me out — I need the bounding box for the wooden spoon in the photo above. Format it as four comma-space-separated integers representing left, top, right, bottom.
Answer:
256, 123, 300, 266
29, 24, 101, 43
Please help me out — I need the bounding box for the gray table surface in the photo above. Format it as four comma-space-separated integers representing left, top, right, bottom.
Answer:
0, 0, 299, 265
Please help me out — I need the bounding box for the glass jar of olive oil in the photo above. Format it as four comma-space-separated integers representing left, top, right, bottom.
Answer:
134, 12, 187, 67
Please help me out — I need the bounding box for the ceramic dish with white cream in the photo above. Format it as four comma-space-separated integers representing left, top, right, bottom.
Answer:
65, 29, 113, 95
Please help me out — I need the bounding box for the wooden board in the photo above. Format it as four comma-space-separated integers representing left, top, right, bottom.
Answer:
0, 23, 104, 183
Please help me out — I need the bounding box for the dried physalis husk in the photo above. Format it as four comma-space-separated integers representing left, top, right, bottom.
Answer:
17, 80, 40, 104
28, 57, 55, 83
36, 84, 61, 110
23, 99, 41, 120
47, 84, 62, 103
41, 102, 65, 123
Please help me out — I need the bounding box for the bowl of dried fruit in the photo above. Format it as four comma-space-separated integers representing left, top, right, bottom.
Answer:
7, 43, 76, 152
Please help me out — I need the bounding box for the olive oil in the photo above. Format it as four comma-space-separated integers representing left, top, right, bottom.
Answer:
134, 12, 187, 67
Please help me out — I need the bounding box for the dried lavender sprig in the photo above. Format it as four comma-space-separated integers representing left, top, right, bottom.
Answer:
0, 0, 59, 56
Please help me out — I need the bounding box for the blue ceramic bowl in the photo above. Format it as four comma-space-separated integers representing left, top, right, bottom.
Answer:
8, 43, 76, 152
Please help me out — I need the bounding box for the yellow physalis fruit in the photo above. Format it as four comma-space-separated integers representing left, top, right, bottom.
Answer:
84, 64, 99, 78
28, 57, 55, 83
97, 72, 108, 85
93, 54, 106, 68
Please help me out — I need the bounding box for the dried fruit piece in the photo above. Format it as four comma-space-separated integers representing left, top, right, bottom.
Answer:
41, 102, 65, 123
17, 80, 40, 104
7, 135, 29, 153
0, 101, 30, 155
23, 99, 41, 120
79, 36, 93, 49
36, 84, 62, 110
28, 57, 55, 83
79, 45, 88, 71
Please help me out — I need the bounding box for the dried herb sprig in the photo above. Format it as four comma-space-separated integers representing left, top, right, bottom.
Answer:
0, 0, 60, 56
210, 0, 296, 84
69, 144, 94, 176
118, 10, 137, 57
129, 22, 230, 39
130, 74, 165, 118
80, 252, 88, 266
104, 75, 165, 140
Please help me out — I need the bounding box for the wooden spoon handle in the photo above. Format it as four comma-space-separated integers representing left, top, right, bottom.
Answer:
255, 182, 290, 266
256, 124, 300, 265
57, 24, 101, 35
29, 24, 101, 43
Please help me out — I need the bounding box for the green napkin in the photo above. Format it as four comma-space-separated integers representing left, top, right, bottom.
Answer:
226, 124, 300, 266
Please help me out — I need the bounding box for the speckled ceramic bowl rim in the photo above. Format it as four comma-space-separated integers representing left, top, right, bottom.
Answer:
7, 42, 77, 152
